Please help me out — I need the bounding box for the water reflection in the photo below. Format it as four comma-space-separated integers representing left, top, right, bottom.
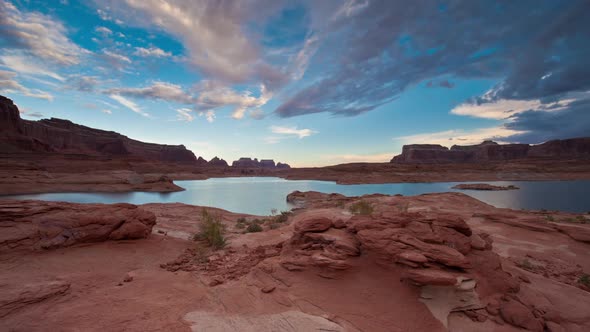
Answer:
2, 178, 589, 215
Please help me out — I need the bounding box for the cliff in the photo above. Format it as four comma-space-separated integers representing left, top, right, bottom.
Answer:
391, 138, 590, 163
0, 95, 197, 163
231, 157, 290, 169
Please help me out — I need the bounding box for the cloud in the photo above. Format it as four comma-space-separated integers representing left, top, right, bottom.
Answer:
101, 109, 112, 114
109, 94, 150, 117
0, 54, 65, 81
394, 127, 524, 147
275, 1, 590, 118
198, 110, 215, 123
105, 81, 192, 104
194, 82, 271, 119
95, 26, 112, 36
270, 125, 316, 138
134, 46, 171, 58
0, 69, 54, 100
426, 80, 454, 89
503, 95, 590, 143
176, 108, 194, 122
0, 1, 85, 65
66, 75, 99, 92
20, 111, 44, 118
100, 50, 131, 69
101, 0, 289, 86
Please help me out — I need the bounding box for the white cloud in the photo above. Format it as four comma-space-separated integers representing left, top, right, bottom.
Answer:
450, 89, 573, 120
292, 35, 319, 80
270, 125, 316, 138
0, 69, 54, 100
0, 54, 65, 81
106, 81, 192, 104
394, 127, 524, 147
0, 1, 85, 65
198, 110, 215, 123
134, 46, 171, 58
119, 0, 262, 83
195, 82, 271, 119
109, 94, 150, 117
95, 26, 113, 36
102, 50, 131, 64
101, 109, 112, 114
176, 108, 194, 122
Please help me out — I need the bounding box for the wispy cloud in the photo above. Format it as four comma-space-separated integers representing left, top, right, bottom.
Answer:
270, 125, 316, 138
0, 54, 65, 81
394, 127, 524, 147
109, 94, 150, 117
0, 69, 54, 100
176, 108, 194, 122
0, 1, 86, 65
134, 46, 171, 58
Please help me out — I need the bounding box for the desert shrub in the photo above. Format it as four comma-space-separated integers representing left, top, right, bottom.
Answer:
193, 209, 226, 250
275, 211, 292, 223
578, 274, 590, 287
398, 203, 409, 213
349, 200, 373, 215
519, 258, 533, 270
246, 223, 263, 233
237, 217, 247, 223
545, 215, 554, 221
269, 222, 281, 230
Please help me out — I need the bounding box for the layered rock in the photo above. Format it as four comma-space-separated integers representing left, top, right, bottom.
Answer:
0, 95, 197, 163
231, 157, 290, 169
0, 200, 156, 252
208, 156, 228, 167
391, 138, 590, 163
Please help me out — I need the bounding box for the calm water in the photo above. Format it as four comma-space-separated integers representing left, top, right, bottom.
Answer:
2, 177, 590, 215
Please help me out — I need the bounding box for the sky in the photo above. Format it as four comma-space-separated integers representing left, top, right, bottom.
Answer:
1, 0, 589, 167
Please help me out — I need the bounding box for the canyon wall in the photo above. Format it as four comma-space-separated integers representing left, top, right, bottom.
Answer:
391, 139, 590, 163
0, 95, 196, 163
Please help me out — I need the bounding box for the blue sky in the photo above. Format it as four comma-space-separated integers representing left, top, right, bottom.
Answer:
1, 0, 589, 166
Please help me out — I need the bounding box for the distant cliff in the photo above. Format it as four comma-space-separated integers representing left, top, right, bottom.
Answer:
231, 157, 290, 169
0, 95, 197, 163
391, 139, 590, 163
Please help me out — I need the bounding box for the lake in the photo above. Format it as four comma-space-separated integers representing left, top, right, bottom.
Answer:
2, 177, 590, 215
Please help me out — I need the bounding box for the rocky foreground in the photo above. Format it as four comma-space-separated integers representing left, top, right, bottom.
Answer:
1, 192, 589, 331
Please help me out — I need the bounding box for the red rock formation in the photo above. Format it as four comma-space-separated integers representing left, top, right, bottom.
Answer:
231, 157, 290, 169
208, 156, 228, 167
0, 95, 198, 163
392, 138, 590, 163
0, 200, 156, 252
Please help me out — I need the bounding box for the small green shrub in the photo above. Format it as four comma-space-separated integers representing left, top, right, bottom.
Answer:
519, 258, 533, 270
269, 222, 281, 230
545, 215, 554, 222
576, 215, 587, 223
246, 223, 263, 233
397, 203, 409, 213
237, 217, 247, 223
349, 200, 374, 215
578, 274, 590, 287
193, 209, 226, 250
270, 208, 278, 216
275, 211, 292, 223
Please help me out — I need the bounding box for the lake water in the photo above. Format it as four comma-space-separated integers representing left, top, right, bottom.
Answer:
2, 177, 590, 215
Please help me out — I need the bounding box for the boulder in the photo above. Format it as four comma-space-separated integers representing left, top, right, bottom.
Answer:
0, 200, 156, 252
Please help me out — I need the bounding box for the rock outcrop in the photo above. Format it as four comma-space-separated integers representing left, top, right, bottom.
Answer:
0, 95, 198, 163
391, 138, 590, 163
0, 200, 156, 252
231, 157, 290, 169
208, 156, 228, 167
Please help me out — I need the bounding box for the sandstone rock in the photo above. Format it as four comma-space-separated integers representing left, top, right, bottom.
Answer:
294, 217, 333, 234
0, 280, 70, 318
391, 138, 590, 163
403, 269, 461, 286
397, 251, 428, 263
0, 200, 156, 252
499, 299, 544, 332
208, 156, 228, 167
261, 286, 276, 293
552, 223, 590, 243
470, 234, 487, 250
303, 229, 360, 257
0, 96, 197, 163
